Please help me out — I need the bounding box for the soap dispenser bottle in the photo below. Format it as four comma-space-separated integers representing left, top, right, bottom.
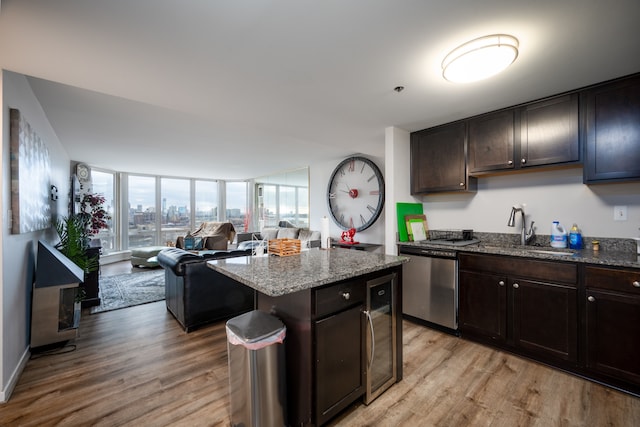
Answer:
569, 223, 582, 249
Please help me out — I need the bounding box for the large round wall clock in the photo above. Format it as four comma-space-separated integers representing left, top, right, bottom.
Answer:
327, 156, 385, 232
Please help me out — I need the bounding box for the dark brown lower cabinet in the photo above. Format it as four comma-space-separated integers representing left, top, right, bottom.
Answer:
584, 265, 640, 387
511, 278, 577, 364
315, 305, 363, 426
459, 253, 578, 368
459, 254, 640, 395
458, 270, 507, 343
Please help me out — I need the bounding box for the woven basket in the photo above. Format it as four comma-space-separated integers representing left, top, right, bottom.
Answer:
268, 238, 301, 257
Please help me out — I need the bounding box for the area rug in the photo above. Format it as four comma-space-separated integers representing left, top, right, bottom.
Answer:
90, 269, 165, 314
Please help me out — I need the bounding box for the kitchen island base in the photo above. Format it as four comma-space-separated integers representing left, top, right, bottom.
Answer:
255, 266, 403, 426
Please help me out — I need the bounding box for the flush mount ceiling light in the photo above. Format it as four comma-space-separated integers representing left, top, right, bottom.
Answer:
442, 34, 519, 83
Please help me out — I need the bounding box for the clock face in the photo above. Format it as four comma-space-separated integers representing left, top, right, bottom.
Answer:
77, 163, 90, 182
327, 156, 385, 232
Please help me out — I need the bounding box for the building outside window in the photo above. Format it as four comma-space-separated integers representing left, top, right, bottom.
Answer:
225, 181, 248, 233
90, 169, 116, 254
160, 177, 190, 246
128, 175, 156, 248
195, 180, 218, 228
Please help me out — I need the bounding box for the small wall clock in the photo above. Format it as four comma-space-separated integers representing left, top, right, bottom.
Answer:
327, 156, 385, 232
76, 163, 91, 183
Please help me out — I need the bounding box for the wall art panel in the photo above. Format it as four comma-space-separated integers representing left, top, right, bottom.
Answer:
10, 108, 52, 234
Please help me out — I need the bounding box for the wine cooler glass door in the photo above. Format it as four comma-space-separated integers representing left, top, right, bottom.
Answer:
364, 273, 397, 404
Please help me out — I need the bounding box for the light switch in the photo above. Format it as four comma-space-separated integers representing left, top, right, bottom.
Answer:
614, 206, 628, 221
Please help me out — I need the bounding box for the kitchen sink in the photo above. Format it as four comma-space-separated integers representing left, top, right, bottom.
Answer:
478, 244, 575, 256
527, 249, 575, 256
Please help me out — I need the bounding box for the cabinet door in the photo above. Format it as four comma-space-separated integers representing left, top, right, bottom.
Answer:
584, 74, 640, 183
468, 109, 515, 173
410, 122, 476, 194
585, 289, 640, 385
459, 270, 507, 343
511, 278, 577, 364
521, 94, 580, 167
315, 304, 363, 425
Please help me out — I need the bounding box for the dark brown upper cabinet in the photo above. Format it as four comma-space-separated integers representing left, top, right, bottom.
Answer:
410, 122, 477, 194
521, 93, 580, 168
583, 74, 640, 183
468, 109, 516, 173
468, 94, 580, 174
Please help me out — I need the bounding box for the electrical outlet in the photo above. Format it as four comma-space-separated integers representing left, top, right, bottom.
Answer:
614, 205, 628, 221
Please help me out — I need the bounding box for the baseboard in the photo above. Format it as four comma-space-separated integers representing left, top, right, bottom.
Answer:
0, 346, 30, 402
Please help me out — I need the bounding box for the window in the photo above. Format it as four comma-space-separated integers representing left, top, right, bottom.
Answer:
128, 175, 156, 248
260, 184, 278, 228
255, 167, 309, 230
160, 178, 190, 246
225, 181, 248, 233
90, 169, 116, 254
195, 180, 218, 228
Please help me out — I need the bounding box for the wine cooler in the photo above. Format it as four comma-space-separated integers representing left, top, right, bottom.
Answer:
363, 272, 397, 404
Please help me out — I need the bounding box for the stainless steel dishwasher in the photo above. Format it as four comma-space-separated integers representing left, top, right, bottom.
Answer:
399, 245, 458, 332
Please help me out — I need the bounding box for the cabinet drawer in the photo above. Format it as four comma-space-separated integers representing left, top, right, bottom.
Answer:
584, 266, 640, 295
459, 253, 577, 285
315, 281, 365, 318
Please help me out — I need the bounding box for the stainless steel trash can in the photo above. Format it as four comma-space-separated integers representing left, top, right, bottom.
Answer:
226, 310, 287, 427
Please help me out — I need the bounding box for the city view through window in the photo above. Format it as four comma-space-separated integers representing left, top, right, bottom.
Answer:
89, 168, 308, 255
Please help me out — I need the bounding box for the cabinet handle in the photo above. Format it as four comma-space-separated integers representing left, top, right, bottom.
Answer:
513, 283, 519, 289
341, 291, 350, 300
588, 296, 596, 302
521, 158, 527, 164
633, 281, 640, 288
498, 280, 505, 286
459, 182, 464, 187
507, 160, 513, 165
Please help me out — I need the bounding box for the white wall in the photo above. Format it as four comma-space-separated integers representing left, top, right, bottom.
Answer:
309, 155, 385, 246
419, 168, 640, 239
1, 70, 71, 401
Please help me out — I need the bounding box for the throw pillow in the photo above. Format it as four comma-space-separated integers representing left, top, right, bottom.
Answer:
261, 228, 279, 241
277, 228, 300, 239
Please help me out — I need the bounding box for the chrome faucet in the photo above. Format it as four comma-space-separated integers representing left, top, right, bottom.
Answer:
507, 204, 535, 245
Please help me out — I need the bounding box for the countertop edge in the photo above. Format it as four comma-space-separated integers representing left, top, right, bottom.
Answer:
208, 250, 408, 297
397, 241, 640, 269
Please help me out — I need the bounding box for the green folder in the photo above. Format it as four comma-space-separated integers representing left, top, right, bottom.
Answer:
396, 202, 424, 242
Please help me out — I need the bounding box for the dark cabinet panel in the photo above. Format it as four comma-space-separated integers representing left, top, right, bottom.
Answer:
521, 93, 580, 167
81, 247, 101, 308
584, 74, 640, 183
468, 109, 516, 173
467, 93, 580, 174
458, 270, 507, 343
459, 253, 578, 367
410, 122, 476, 194
584, 265, 640, 386
511, 278, 577, 363
585, 289, 640, 385
315, 304, 363, 426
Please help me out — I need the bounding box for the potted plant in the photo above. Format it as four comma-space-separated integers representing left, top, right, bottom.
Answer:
55, 192, 111, 306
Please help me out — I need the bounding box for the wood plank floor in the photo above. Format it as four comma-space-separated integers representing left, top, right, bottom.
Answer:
1, 299, 639, 426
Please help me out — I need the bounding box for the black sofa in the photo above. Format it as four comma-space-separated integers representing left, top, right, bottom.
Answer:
157, 247, 255, 332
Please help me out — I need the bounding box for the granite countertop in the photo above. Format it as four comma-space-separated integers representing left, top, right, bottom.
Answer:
399, 236, 640, 269
207, 248, 408, 297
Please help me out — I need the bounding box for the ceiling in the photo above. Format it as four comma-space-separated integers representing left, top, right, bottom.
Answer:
1, 0, 639, 180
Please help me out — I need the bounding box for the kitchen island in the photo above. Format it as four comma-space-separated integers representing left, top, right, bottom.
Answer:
207, 248, 408, 426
